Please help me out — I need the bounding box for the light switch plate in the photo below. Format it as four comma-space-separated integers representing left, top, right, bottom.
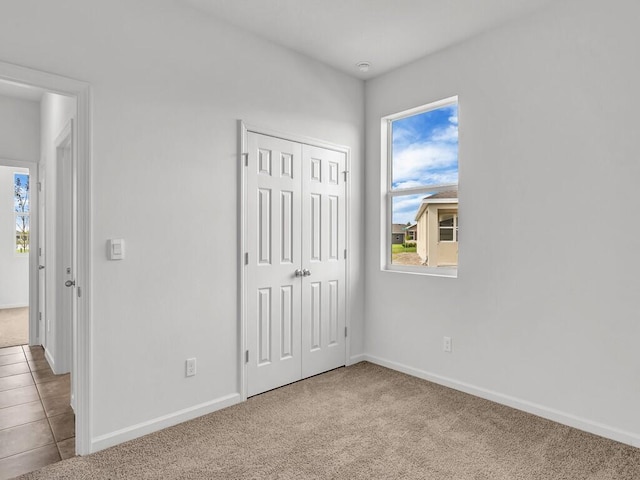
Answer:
108, 239, 125, 260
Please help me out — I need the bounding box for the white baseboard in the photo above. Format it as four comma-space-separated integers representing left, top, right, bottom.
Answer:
44, 348, 55, 372
91, 393, 242, 453
362, 354, 640, 449
348, 353, 366, 366
0, 303, 28, 310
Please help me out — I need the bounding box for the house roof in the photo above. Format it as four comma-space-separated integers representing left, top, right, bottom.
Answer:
414, 191, 458, 221
392, 223, 408, 234
426, 190, 458, 200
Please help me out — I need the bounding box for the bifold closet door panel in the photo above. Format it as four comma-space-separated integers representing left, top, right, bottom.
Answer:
246, 132, 303, 397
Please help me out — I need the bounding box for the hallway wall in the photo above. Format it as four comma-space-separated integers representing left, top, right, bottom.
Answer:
39, 93, 77, 371
0, 94, 40, 163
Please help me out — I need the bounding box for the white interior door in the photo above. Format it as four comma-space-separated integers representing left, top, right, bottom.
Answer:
246, 133, 303, 397
53, 123, 74, 376
56, 122, 76, 408
246, 132, 346, 397
301, 144, 346, 378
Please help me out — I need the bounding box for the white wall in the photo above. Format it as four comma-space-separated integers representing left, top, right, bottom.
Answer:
365, 0, 640, 446
0, 166, 30, 308
0, 94, 39, 309
0, 0, 364, 450
0, 94, 40, 162
39, 92, 76, 371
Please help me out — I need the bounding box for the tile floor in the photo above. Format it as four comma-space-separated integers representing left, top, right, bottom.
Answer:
0, 345, 74, 479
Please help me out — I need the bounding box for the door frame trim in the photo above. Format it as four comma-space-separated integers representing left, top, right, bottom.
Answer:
53, 119, 74, 375
238, 121, 351, 401
0, 60, 93, 455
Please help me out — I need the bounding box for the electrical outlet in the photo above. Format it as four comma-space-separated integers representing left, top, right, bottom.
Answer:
443, 336, 452, 353
186, 358, 196, 377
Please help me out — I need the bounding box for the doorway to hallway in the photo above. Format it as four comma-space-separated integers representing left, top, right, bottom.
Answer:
0, 162, 34, 349
0, 59, 92, 457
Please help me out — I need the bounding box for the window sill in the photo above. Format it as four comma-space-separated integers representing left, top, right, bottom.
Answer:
383, 264, 458, 278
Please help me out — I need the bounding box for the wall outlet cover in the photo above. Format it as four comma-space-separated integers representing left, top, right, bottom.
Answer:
186, 358, 196, 377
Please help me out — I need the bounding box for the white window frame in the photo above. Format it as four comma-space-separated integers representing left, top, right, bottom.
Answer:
438, 212, 458, 243
381, 96, 459, 278
14, 171, 30, 255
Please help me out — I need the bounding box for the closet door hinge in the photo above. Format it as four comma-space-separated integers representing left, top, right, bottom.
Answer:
244, 252, 249, 265
345, 327, 348, 338
242, 152, 249, 166
245, 350, 249, 363
342, 171, 349, 182
37, 181, 42, 192
344, 249, 347, 260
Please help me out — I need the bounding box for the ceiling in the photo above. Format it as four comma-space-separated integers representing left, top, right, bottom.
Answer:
180, 0, 554, 79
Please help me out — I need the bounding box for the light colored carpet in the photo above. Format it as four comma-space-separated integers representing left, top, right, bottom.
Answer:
0, 307, 28, 348
17, 362, 640, 479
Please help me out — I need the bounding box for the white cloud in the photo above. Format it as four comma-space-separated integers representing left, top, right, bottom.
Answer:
393, 180, 428, 190
392, 142, 458, 186
393, 171, 458, 190
392, 194, 424, 224
392, 125, 414, 146
449, 115, 458, 125
431, 125, 458, 143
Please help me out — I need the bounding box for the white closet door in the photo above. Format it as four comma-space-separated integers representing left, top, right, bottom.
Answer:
246, 133, 347, 397
300, 144, 346, 378
246, 133, 303, 397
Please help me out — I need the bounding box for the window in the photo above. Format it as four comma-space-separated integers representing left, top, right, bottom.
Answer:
383, 97, 458, 276
439, 213, 458, 242
14, 173, 30, 254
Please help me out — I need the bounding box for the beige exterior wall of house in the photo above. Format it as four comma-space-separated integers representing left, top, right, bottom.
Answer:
417, 212, 428, 261
416, 203, 458, 267
437, 240, 458, 266
435, 207, 458, 266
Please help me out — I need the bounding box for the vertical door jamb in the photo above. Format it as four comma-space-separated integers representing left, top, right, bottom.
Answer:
28, 165, 39, 346
237, 121, 248, 401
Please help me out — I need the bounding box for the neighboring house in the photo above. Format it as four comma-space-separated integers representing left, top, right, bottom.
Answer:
391, 223, 406, 244
405, 224, 417, 243
414, 190, 458, 267
392, 223, 418, 246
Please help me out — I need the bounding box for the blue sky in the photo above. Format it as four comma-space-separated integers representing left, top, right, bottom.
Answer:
392, 103, 458, 224
14, 173, 29, 214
